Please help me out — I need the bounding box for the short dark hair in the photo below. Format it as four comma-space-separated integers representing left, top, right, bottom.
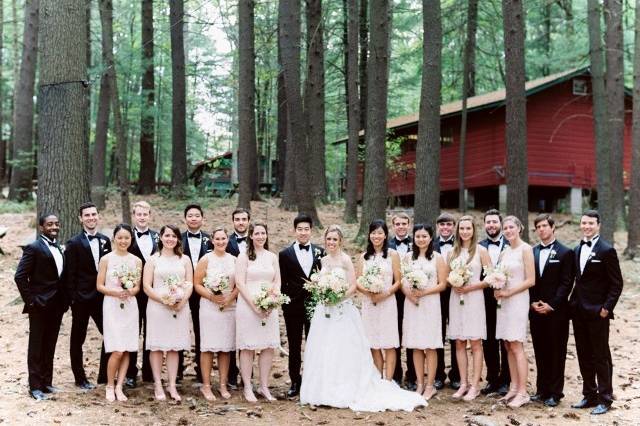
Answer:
113, 223, 134, 239
533, 213, 555, 228
232, 207, 251, 220
293, 213, 313, 229
78, 202, 97, 216
38, 212, 58, 226
582, 209, 600, 223
184, 204, 203, 217
436, 212, 456, 224
412, 223, 435, 261
483, 209, 502, 223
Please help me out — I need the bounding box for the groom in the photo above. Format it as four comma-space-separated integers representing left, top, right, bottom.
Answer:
279, 214, 325, 397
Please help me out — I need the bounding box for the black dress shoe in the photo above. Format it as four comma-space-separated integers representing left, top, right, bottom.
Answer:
76, 380, 96, 390
124, 378, 137, 389
287, 382, 300, 398
497, 384, 510, 396
30, 389, 48, 401
530, 393, 543, 402
544, 397, 559, 407
433, 379, 444, 390
449, 380, 461, 390
481, 383, 499, 395
571, 398, 597, 409
590, 404, 610, 415
43, 385, 61, 394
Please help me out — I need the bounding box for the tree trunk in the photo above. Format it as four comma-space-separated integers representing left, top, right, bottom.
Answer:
541, 2, 551, 76
359, 0, 368, 131
604, 0, 625, 234
276, 39, 287, 195
344, 0, 360, 223
502, 0, 529, 239
358, 0, 391, 235
457, 0, 478, 213
414, 0, 441, 225
99, 0, 130, 224
85, 0, 91, 199
8, 0, 39, 201
91, 64, 111, 208
627, 0, 640, 258
0, 0, 4, 185
588, 0, 613, 241
37, 0, 91, 242
170, 0, 187, 193
280, 0, 320, 224
6, 0, 20, 183
138, 0, 156, 194
238, 0, 260, 208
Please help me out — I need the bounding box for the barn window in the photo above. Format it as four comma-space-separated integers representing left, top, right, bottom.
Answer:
440, 127, 454, 146
573, 79, 588, 96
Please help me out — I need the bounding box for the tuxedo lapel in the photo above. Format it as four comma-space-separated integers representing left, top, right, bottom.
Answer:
582, 238, 602, 275
80, 234, 97, 273
574, 246, 582, 279
198, 233, 211, 259
38, 239, 60, 276
286, 244, 307, 278
534, 245, 541, 278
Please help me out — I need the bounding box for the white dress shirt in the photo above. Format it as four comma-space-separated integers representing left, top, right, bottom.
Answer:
487, 236, 504, 266
294, 242, 313, 277
188, 232, 202, 268
135, 228, 153, 261
579, 235, 599, 274
439, 237, 454, 261
42, 236, 64, 277
85, 231, 100, 270
235, 233, 248, 254
394, 236, 411, 255
538, 240, 555, 275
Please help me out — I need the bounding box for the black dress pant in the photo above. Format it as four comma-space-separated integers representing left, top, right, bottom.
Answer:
70, 297, 108, 384
393, 291, 416, 384
435, 288, 460, 383
530, 309, 569, 399
28, 299, 65, 391
127, 292, 152, 382
482, 287, 510, 386
178, 293, 202, 380
573, 315, 613, 406
283, 304, 310, 385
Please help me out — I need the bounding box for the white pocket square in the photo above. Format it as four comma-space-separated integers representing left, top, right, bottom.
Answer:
548, 260, 560, 263
591, 259, 601, 263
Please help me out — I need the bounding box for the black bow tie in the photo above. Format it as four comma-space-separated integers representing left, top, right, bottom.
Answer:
394, 238, 408, 246
487, 239, 501, 246
236, 236, 246, 244
540, 243, 553, 250
44, 238, 60, 249
299, 244, 310, 251
86, 234, 98, 241
136, 230, 150, 238
187, 232, 201, 239
580, 240, 592, 248
439, 239, 453, 247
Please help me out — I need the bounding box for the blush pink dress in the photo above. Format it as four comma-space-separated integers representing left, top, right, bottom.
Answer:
103, 253, 140, 353
200, 252, 236, 352
495, 244, 531, 343
447, 247, 486, 341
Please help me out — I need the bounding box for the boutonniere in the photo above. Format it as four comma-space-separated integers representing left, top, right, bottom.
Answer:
202, 236, 210, 246
588, 251, 597, 260
549, 249, 557, 259
60, 244, 66, 253
152, 233, 159, 244
100, 238, 108, 250
314, 247, 322, 258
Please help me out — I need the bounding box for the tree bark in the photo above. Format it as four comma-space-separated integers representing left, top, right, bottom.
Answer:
502, 0, 529, 239
8, 0, 39, 201
458, 0, 478, 213
344, 0, 360, 223
170, 0, 187, 193
91, 52, 111, 208
138, 0, 156, 194
0, 0, 4, 185
414, 0, 441, 225
358, 0, 391, 235
37, 0, 91, 242
627, 0, 640, 258
359, 0, 368, 131
276, 37, 287, 195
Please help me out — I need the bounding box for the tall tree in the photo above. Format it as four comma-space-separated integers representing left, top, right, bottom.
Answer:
238, 0, 260, 208
170, 0, 187, 193
138, 0, 156, 194
305, 0, 326, 201
37, 0, 91, 242
604, 0, 624, 233
458, 0, 478, 212
502, 0, 529, 238
414, 0, 441, 225
0, 0, 4, 185
278, 0, 296, 209
358, 0, 391, 234
8, 0, 39, 201
588, 0, 613, 241
359, 0, 368, 130
275, 39, 287, 195
628, 0, 640, 258
343, 0, 360, 223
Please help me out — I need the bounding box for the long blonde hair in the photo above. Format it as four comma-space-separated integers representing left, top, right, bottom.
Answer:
450, 215, 478, 265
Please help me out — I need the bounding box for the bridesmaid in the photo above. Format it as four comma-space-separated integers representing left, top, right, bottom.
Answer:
235, 223, 282, 402
96, 224, 142, 402
194, 227, 238, 401
356, 220, 402, 381
445, 215, 491, 401
143, 225, 193, 401
401, 224, 447, 400
494, 216, 535, 408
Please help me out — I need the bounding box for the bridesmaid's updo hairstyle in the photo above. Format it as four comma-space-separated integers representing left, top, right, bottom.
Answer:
411, 223, 435, 261
364, 219, 389, 260
324, 224, 344, 242
247, 222, 269, 261
211, 227, 228, 238
503, 215, 524, 235
158, 224, 183, 257
112, 223, 134, 239
451, 215, 478, 265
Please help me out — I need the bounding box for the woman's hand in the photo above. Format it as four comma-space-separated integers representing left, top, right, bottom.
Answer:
210, 293, 225, 305
494, 288, 511, 300
453, 286, 467, 295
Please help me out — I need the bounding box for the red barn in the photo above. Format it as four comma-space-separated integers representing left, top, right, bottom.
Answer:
350, 68, 632, 214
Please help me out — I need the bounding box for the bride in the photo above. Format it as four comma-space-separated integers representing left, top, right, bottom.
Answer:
300, 225, 426, 412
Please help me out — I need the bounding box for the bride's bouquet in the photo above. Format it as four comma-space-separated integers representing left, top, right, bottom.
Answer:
448, 257, 472, 305
304, 269, 349, 318
161, 275, 189, 318
357, 262, 385, 305
112, 264, 140, 309
253, 284, 290, 325
483, 263, 509, 309
203, 272, 230, 311
402, 265, 431, 307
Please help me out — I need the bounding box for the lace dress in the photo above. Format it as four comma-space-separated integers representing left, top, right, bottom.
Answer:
447, 247, 486, 340
103, 253, 140, 352
360, 253, 399, 349
200, 252, 236, 352
495, 244, 531, 343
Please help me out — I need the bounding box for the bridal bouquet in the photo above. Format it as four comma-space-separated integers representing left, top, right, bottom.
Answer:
203, 272, 230, 310
357, 262, 385, 305
112, 264, 140, 309
448, 257, 472, 305
253, 284, 290, 325
483, 263, 509, 309
304, 269, 349, 318
161, 275, 189, 318
402, 267, 431, 306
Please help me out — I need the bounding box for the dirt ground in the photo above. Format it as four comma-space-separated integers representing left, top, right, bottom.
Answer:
0, 195, 639, 425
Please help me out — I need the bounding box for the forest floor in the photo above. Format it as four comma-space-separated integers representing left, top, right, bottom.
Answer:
0, 195, 639, 425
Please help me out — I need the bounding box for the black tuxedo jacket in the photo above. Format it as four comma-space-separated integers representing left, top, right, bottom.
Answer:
278, 243, 325, 308
388, 235, 412, 252
14, 238, 66, 313
569, 238, 623, 319
182, 230, 212, 270
226, 233, 245, 257
433, 236, 454, 256
530, 241, 574, 312
478, 236, 510, 254
128, 229, 159, 266
64, 232, 112, 303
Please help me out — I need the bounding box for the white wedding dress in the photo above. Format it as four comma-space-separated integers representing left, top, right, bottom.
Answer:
300, 263, 427, 412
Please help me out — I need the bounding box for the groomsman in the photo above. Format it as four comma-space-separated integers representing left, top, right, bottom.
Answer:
14, 213, 67, 400
279, 214, 325, 397
65, 202, 111, 389
570, 210, 623, 415
179, 204, 212, 381
388, 212, 416, 390
125, 200, 158, 387
433, 212, 460, 390
479, 209, 510, 395
530, 214, 574, 407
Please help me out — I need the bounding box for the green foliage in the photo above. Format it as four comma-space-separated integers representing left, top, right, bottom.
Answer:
0, 198, 36, 214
